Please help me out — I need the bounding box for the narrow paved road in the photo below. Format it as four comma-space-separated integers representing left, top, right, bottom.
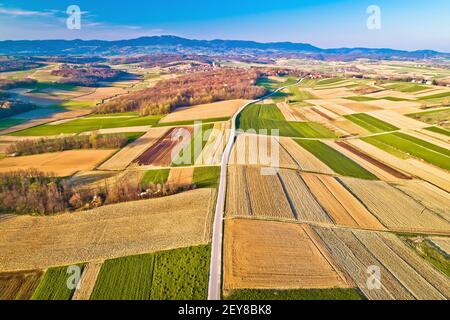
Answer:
207, 78, 303, 300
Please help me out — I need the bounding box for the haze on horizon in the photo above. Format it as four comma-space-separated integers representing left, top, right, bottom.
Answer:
0, 0, 449, 52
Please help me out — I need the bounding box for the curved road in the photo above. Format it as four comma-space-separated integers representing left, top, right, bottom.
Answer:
207, 78, 304, 300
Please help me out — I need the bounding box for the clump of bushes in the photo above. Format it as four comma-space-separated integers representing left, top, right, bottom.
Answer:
51, 64, 124, 86
0, 169, 196, 215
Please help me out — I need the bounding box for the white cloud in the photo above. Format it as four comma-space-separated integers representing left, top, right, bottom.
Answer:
0, 7, 53, 17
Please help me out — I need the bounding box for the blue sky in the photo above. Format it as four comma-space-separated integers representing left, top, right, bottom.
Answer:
0, 0, 449, 51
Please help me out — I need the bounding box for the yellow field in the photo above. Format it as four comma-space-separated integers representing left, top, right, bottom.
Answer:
0, 188, 215, 271
340, 177, 450, 234
0, 149, 116, 177
159, 99, 248, 123
224, 219, 351, 291
313, 226, 450, 300
73, 87, 128, 102
166, 167, 194, 188
301, 173, 385, 230
72, 261, 103, 300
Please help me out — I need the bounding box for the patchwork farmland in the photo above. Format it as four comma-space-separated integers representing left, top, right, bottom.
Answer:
222, 72, 450, 301
1, 47, 449, 303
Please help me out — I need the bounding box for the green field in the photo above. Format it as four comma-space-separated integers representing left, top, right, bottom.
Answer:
90, 245, 210, 300
383, 82, 429, 93
256, 77, 297, 91
418, 92, 450, 101
155, 117, 230, 127
173, 123, 214, 166
316, 78, 344, 86
59, 100, 97, 110
226, 288, 365, 300
193, 166, 220, 188
237, 104, 335, 138
149, 245, 210, 300
90, 254, 155, 300
295, 140, 377, 180
407, 108, 450, 127
344, 96, 378, 102
10, 114, 163, 136
31, 265, 83, 300
0, 118, 26, 130
141, 169, 170, 185
363, 132, 450, 170
344, 113, 399, 133
425, 126, 450, 137
361, 136, 409, 159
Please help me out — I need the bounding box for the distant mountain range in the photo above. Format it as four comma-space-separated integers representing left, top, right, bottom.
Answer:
0, 35, 449, 61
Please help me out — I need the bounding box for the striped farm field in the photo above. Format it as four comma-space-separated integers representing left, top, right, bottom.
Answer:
300, 173, 385, 230
90, 245, 210, 300
279, 137, 335, 174
172, 123, 214, 167
237, 104, 335, 138
392, 180, 450, 222
363, 132, 450, 170
294, 140, 377, 180
340, 177, 450, 234
425, 126, 450, 137
313, 226, 450, 300
0, 270, 43, 300
407, 108, 450, 128
10, 114, 163, 136
225, 165, 295, 220
99, 127, 169, 171
344, 113, 399, 133
31, 265, 84, 300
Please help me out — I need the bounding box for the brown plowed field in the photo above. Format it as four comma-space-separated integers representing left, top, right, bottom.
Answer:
99, 127, 169, 170
334, 141, 411, 180
224, 219, 351, 290
0, 270, 43, 300
301, 173, 385, 230
134, 127, 193, 167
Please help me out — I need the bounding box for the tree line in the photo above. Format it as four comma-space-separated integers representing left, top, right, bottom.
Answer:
0, 169, 196, 215
7, 133, 129, 156
97, 68, 267, 115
